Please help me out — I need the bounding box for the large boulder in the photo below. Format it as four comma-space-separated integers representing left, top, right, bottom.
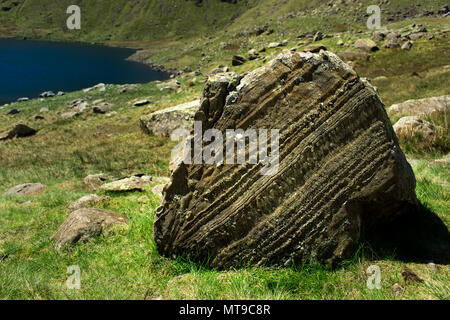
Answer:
140, 100, 201, 137
389, 95, 449, 117
153, 50, 418, 269
53, 208, 129, 249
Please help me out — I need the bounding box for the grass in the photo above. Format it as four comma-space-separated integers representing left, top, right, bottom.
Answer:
0, 2, 449, 300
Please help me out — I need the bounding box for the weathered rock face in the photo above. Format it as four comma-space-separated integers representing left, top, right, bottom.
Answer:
154, 50, 417, 269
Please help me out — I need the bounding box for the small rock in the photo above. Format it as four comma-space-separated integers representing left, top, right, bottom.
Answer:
304, 44, 327, 53
68, 194, 109, 211
17, 97, 29, 102
232, 55, 247, 66
401, 41, 413, 51
384, 38, 401, 49
7, 109, 20, 115
354, 38, 379, 51
134, 100, 150, 107
3, 183, 45, 196
83, 173, 115, 190
393, 116, 437, 143
93, 103, 115, 114
105, 111, 118, 118
53, 208, 129, 249
152, 183, 167, 197
0, 124, 37, 141
39, 91, 55, 98
313, 31, 323, 42
392, 283, 404, 297
248, 49, 259, 60
60, 112, 78, 119
100, 175, 153, 192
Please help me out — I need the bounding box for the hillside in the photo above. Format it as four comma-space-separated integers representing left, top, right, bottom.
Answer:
0, 0, 449, 300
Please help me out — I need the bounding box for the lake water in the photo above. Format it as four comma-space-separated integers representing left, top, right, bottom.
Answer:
0, 39, 169, 104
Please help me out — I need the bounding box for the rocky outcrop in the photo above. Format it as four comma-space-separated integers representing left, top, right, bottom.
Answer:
140, 100, 200, 137
389, 95, 449, 117
53, 208, 129, 249
153, 50, 418, 269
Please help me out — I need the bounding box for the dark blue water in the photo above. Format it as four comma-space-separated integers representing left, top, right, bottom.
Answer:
0, 39, 169, 104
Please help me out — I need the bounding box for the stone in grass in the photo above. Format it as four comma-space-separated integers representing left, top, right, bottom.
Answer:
0, 124, 37, 141
99, 175, 153, 192
68, 194, 110, 211
93, 103, 116, 114
354, 38, 379, 52
83, 173, 115, 190
53, 208, 129, 249
232, 55, 247, 66
3, 183, 45, 196
393, 116, 437, 143
134, 100, 150, 107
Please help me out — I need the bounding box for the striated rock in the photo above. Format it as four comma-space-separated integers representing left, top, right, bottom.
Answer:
389, 95, 449, 117
68, 194, 109, 211
3, 183, 45, 196
140, 100, 200, 137
0, 124, 37, 141
153, 50, 418, 269
53, 208, 129, 249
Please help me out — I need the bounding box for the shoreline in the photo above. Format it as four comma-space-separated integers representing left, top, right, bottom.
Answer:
0, 35, 179, 75
0, 37, 177, 106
